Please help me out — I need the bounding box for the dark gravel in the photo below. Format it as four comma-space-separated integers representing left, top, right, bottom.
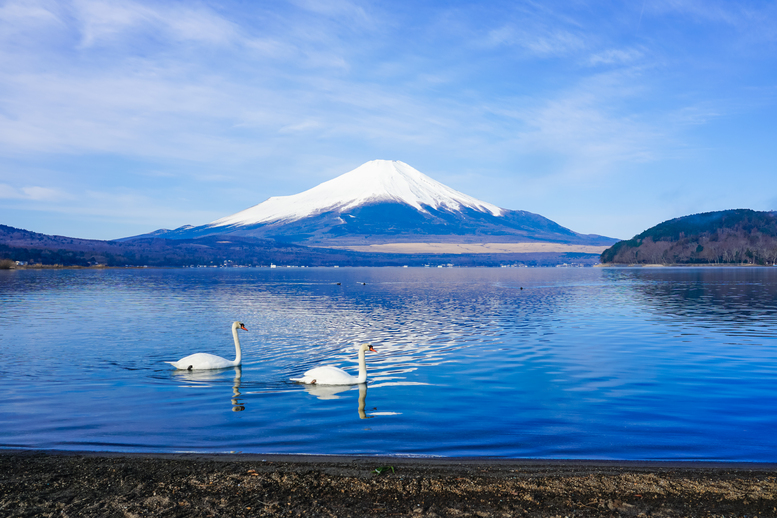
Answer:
1, 450, 776, 517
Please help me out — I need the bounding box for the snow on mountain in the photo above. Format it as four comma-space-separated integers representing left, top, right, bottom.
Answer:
208, 160, 503, 229
121, 159, 618, 247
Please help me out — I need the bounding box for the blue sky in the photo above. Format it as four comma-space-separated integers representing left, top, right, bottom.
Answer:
1, 0, 776, 241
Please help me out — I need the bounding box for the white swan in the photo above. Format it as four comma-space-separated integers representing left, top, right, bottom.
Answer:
166, 321, 247, 370
290, 344, 376, 385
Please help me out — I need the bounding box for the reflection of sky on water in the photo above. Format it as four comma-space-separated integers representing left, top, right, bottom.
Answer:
1, 267, 777, 459
602, 268, 777, 336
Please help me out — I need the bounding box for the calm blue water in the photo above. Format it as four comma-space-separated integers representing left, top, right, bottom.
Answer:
1, 267, 776, 461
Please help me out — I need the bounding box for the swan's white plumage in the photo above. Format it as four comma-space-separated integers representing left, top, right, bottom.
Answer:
167, 321, 247, 370
167, 352, 235, 370
292, 365, 358, 385
291, 344, 376, 385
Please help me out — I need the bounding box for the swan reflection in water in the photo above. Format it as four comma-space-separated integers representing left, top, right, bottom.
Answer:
171, 366, 245, 412
299, 383, 374, 419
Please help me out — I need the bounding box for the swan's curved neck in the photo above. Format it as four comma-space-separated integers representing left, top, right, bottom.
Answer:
356, 347, 367, 384
232, 326, 242, 365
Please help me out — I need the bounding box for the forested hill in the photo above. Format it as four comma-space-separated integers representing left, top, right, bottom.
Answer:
601, 209, 777, 265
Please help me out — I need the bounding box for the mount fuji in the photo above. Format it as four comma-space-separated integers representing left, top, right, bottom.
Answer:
129, 160, 616, 248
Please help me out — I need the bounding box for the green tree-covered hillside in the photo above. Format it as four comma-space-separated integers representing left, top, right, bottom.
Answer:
601, 209, 777, 265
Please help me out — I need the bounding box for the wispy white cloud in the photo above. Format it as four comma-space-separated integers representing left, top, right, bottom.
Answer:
80, 189, 222, 224
1, 185, 221, 228
72, 0, 242, 47
589, 48, 644, 66
288, 0, 372, 26
0, 183, 71, 201
487, 25, 585, 57
646, 0, 777, 44
278, 119, 324, 134
651, 0, 771, 27
669, 104, 722, 126
0, 0, 62, 30
484, 68, 664, 169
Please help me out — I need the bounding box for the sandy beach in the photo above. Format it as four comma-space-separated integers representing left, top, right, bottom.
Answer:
2, 450, 775, 517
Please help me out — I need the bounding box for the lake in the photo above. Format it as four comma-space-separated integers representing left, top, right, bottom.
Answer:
1, 266, 776, 461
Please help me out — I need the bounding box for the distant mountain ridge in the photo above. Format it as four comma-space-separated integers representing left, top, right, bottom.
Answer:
601, 209, 777, 265
127, 160, 616, 247
0, 224, 604, 268
0, 224, 314, 267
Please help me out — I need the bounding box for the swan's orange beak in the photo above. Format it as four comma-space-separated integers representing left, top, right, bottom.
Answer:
240, 324, 248, 331
368, 345, 376, 352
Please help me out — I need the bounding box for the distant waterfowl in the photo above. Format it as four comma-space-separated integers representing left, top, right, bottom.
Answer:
167, 321, 247, 370
290, 344, 376, 385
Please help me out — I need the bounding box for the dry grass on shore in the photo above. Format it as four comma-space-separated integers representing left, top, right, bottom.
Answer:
1, 451, 776, 517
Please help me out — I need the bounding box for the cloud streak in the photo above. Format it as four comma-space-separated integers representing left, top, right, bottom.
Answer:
0, 184, 70, 201
72, 0, 242, 47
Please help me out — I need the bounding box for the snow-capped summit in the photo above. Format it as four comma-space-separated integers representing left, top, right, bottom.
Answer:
125, 160, 617, 247
209, 159, 503, 228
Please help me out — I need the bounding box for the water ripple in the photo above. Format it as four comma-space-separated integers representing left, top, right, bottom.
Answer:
2, 267, 777, 459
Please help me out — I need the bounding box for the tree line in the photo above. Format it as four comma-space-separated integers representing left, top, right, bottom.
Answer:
601, 209, 777, 265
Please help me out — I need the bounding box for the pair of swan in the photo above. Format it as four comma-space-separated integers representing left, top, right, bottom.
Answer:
167, 321, 376, 385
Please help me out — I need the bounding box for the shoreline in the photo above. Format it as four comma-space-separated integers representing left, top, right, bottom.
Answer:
597, 263, 777, 268
317, 242, 610, 255
3, 450, 775, 517
5, 263, 777, 270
